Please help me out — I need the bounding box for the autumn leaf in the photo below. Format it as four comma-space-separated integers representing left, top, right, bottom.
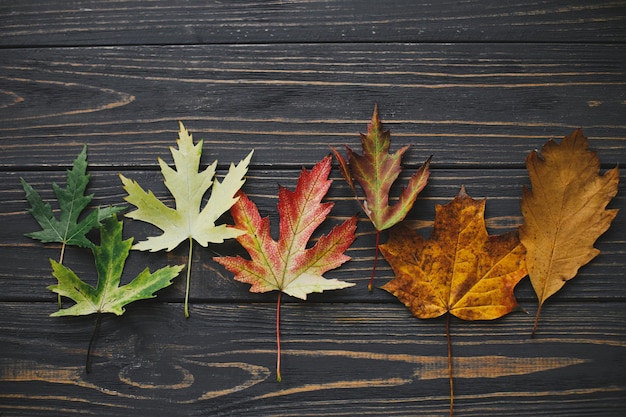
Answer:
20, 145, 124, 306
380, 187, 527, 417
49, 214, 184, 371
519, 129, 619, 335
214, 155, 357, 382
331, 104, 431, 290
50, 215, 184, 316
120, 122, 253, 317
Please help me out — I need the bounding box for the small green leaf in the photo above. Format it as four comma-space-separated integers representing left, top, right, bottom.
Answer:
20, 145, 124, 252
49, 214, 184, 316
48, 214, 184, 372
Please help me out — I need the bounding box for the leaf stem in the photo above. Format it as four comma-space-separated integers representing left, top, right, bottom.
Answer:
368, 230, 381, 292
59, 242, 66, 265
447, 314, 454, 417
531, 302, 543, 337
86, 312, 103, 374
276, 291, 282, 382
184, 237, 193, 318
57, 242, 67, 308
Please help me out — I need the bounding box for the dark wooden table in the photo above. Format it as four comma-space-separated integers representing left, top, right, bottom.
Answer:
1, 1, 625, 416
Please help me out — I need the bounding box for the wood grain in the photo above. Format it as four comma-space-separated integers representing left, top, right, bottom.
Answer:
1, 43, 625, 168
1, 1, 625, 416
1, 302, 625, 416
1, 0, 625, 46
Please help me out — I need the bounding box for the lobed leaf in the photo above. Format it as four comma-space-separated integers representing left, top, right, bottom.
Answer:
214, 155, 356, 382
331, 104, 431, 232
49, 215, 184, 316
120, 122, 253, 252
331, 105, 431, 289
119, 122, 253, 316
20, 145, 123, 250
519, 129, 619, 334
215, 156, 356, 299
381, 186, 527, 321
380, 186, 527, 416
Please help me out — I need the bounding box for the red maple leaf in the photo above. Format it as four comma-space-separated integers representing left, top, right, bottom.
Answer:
214, 155, 356, 381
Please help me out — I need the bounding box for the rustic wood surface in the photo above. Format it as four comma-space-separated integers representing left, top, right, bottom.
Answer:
1, 1, 625, 416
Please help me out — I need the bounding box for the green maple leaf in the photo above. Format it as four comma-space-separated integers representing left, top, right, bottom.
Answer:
120, 122, 253, 317
49, 214, 184, 372
214, 156, 357, 381
331, 105, 431, 290
20, 145, 123, 257
49, 215, 184, 317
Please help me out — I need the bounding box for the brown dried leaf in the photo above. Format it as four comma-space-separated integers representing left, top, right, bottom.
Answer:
519, 129, 619, 335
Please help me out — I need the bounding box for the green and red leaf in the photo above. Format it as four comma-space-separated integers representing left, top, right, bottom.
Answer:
331, 105, 431, 289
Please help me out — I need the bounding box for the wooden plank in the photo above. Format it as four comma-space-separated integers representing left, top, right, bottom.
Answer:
1, 43, 625, 169
1, 0, 625, 47
4, 169, 624, 302
1, 302, 624, 416
2, 2, 624, 416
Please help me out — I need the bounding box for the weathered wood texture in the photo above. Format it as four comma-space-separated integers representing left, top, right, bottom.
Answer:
1, 43, 625, 168
1, 0, 625, 46
2, 303, 625, 416
1, 1, 625, 416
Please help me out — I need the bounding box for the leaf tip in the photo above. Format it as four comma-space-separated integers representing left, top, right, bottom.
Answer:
369, 103, 382, 132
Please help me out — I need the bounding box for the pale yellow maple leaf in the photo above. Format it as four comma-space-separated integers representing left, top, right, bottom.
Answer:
120, 122, 253, 317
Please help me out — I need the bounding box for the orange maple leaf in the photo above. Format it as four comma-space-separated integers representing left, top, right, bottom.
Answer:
381, 187, 527, 320
380, 186, 527, 416
520, 129, 619, 335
